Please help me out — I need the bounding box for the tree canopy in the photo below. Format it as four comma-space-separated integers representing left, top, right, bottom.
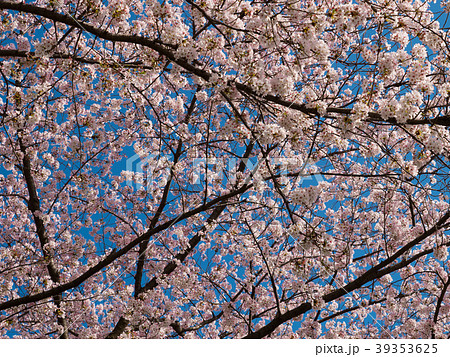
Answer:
1, 0, 450, 338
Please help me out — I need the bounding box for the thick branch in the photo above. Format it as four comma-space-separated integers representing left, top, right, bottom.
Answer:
134, 139, 183, 295
0, 181, 251, 312
431, 276, 450, 339
0, 49, 154, 70
19, 139, 68, 338
244, 210, 450, 338
2, 2, 450, 128
105, 141, 257, 338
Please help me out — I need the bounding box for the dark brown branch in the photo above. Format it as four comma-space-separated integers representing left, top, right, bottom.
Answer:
0, 1, 210, 80
244, 210, 450, 338
105, 316, 129, 339
2, 2, 450, 129
431, 276, 450, 339
0, 50, 155, 70
134, 139, 183, 296
105, 141, 257, 338
18, 138, 68, 338
0, 180, 252, 312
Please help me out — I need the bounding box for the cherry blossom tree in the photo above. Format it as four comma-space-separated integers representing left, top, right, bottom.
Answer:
2, 0, 450, 339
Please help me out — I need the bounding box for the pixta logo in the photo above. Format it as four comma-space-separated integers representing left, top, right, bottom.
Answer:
125, 151, 324, 191
125, 152, 171, 191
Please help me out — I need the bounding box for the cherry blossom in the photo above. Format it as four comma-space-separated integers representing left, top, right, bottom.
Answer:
1, 0, 450, 340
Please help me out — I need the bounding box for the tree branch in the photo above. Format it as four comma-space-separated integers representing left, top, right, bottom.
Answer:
244, 210, 450, 338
